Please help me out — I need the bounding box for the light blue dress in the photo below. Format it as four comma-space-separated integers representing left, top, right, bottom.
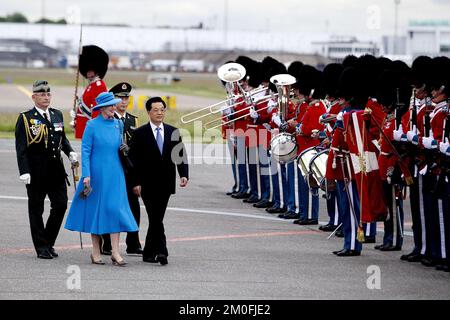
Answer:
65, 116, 138, 235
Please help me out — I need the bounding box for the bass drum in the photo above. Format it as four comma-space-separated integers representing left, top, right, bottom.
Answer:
270, 132, 298, 163
297, 147, 318, 179
309, 149, 335, 192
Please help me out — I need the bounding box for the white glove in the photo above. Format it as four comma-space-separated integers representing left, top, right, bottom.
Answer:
393, 125, 405, 142
271, 114, 281, 127
439, 138, 449, 154
336, 111, 343, 121
267, 100, 277, 113
406, 125, 417, 142
422, 130, 438, 149
221, 106, 232, 116
249, 108, 259, 119
69, 152, 78, 163
20, 173, 31, 185
70, 109, 76, 119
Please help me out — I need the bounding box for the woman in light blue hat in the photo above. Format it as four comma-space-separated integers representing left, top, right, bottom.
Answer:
65, 92, 138, 266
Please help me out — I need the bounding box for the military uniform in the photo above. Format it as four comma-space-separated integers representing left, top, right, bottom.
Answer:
15, 81, 75, 258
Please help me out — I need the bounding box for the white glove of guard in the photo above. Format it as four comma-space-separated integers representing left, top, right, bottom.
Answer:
439, 138, 449, 155
221, 106, 232, 116
20, 173, 31, 185
69, 152, 78, 163
249, 108, 259, 119
422, 137, 437, 149
336, 111, 343, 121
271, 114, 281, 127
393, 124, 405, 142
267, 100, 277, 113
407, 125, 418, 143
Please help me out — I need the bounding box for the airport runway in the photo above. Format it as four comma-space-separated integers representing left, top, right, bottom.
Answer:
0, 138, 449, 300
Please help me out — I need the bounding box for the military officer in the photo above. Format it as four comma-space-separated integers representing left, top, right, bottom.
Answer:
15, 80, 77, 259
100, 82, 143, 256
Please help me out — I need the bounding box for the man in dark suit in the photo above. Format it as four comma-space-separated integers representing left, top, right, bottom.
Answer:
129, 96, 189, 265
100, 82, 143, 255
15, 80, 77, 259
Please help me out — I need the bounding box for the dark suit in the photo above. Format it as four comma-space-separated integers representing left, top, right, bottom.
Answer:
129, 122, 188, 259
101, 112, 142, 253
15, 107, 74, 254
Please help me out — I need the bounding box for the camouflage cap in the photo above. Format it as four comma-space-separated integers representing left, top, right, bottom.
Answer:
32, 80, 50, 93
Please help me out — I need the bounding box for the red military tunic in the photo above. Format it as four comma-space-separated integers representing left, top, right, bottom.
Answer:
430, 101, 448, 143
345, 109, 387, 223
296, 99, 326, 154
75, 78, 107, 139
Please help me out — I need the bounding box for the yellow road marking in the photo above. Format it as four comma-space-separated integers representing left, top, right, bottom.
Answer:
16, 85, 32, 98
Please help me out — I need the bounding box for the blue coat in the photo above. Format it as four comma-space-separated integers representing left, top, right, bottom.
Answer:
65, 116, 138, 235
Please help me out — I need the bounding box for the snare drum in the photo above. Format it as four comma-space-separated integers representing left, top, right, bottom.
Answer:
297, 147, 318, 178
270, 132, 298, 163
309, 149, 331, 191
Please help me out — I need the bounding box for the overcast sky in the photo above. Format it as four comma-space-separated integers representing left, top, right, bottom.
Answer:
1, 0, 449, 36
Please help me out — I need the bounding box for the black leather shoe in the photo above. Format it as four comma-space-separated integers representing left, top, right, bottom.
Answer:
335, 229, 344, 237
364, 236, 376, 244
374, 244, 385, 250
380, 245, 402, 251
293, 218, 306, 225
127, 248, 143, 255
400, 251, 417, 261
267, 207, 287, 214
143, 255, 158, 263
407, 253, 422, 262
48, 247, 58, 258
319, 224, 338, 232
156, 254, 168, 265
253, 200, 271, 208
332, 249, 345, 255
336, 249, 361, 257
100, 249, 112, 256
231, 192, 250, 199
421, 257, 438, 267
243, 196, 260, 203
37, 250, 53, 259
282, 212, 299, 219
297, 219, 318, 225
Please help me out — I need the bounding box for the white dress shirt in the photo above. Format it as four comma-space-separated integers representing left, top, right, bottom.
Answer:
149, 121, 164, 141
35, 106, 51, 122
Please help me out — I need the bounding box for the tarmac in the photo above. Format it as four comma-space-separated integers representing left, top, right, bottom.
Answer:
0, 138, 449, 300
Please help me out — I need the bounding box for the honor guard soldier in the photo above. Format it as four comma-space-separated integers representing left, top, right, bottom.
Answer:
319, 63, 345, 232
418, 57, 450, 270
100, 82, 143, 256
15, 80, 78, 259
71, 45, 109, 139
374, 65, 414, 252
395, 56, 433, 262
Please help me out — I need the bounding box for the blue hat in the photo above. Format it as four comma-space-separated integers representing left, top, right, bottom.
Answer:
92, 92, 121, 111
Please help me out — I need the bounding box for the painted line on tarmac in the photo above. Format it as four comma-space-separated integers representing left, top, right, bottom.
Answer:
0, 230, 318, 255
15, 85, 32, 98
0, 194, 413, 236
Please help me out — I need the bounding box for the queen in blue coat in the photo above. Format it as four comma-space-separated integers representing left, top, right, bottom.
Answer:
65, 92, 138, 266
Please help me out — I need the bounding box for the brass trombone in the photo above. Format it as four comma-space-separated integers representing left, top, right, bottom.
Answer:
180, 62, 246, 124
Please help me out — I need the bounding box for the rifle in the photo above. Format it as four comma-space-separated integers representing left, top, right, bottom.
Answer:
71, 24, 83, 129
